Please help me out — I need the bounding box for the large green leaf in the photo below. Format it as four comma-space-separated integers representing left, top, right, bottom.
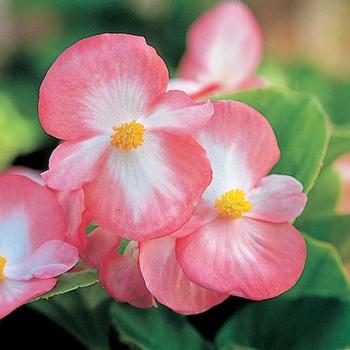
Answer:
30, 284, 110, 350
217, 87, 330, 193
110, 303, 213, 350
284, 235, 350, 301
216, 236, 350, 350
324, 125, 350, 166
38, 269, 99, 300
216, 297, 350, 350
297, 217, 350, 262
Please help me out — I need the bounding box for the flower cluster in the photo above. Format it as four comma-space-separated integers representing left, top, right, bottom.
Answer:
0, 1, 307, 318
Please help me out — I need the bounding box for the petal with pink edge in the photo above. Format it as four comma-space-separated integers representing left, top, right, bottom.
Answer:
99, 243, 153, 308
85, 131, 212, 241
195, 101, 280, 203
246, 175, 307, 223
143, 90, 213, 135
178, 2, 262, 90
0, 176, 66, 262
139, 236, 228, 315
167, 79, 219, 100
55, 189, 87, 249
81, 227, 121, 268
42, 136, 110, 191
176, 217, 306, 300
0, 278, 56, 319
6, 240, 78, 280
39, 34, 168, 140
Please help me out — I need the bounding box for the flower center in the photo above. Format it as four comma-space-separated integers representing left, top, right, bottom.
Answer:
215, 189, 252, 219
110, 121, 145, 152
0, 256, 7, 281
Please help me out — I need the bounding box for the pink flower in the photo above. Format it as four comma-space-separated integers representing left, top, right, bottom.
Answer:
333, 154, 350, 213
173, 101, 307, 300
4, 166, 88, 251
0, 175, 79, 319
39, 33, 214, 241
169, 1, 264, 99
100, 241, 154, 309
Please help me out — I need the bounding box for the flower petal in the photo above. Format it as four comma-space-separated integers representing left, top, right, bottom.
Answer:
99, 242, 153, 308
143, 90, 213, 135
176, 217, 306, 300
81, 227, 121, 268
333, 154, 350, 213
39, 34, 168, 140
0, 278, 56, 319
6, 240, 78, 280
0, 176, 66, 265
246, 175, 307, 223
139, 236, 228, 315
178, 2, 262, 90
85, 131, 212, 240
42, 136, 110, 191
167, 79, 219, 100
195, 100, 280, 204
55, 189, 88, 249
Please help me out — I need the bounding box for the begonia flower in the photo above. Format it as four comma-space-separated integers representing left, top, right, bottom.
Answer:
169, 1, 264, 99
39, 33, 214, 241
0, 175, 79, 318
100, 241, 154, 308
174, 101, 307, 300
4, 166, 88, 250
139, 235, 229, 314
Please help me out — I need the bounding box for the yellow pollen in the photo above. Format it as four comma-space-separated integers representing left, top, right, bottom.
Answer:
0, 256, 7, 281
215, 189, 252, 219
110, 121, 145, 152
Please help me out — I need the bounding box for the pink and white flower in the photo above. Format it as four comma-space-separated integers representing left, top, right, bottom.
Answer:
39, 33, 214, 241
169, 1, 264, 99
173, 101, 307, 300
0, 175, 79, 319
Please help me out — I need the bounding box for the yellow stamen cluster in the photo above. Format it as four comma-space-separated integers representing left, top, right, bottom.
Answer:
215, 189, 252, 219
0, 256, 7, 281
110, 121, 145, 152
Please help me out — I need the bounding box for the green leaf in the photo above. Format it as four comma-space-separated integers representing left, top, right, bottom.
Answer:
297, 217, 350, 262
110, 303, 213, 350
284, 235, 350, 301
30, 284, 110, 350
216, 87, 330, 193
324, 125, 350, 166
38, 269, 99, 300
296, 167, 340, 219
216, 236, 350, 350
216, 298, 350, 350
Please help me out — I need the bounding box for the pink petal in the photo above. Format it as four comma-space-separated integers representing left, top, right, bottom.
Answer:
237, 75, 267, 90
42, 136, 110, 191
194, 101, 280, 204
176, 217, 306, 300
333, 154, 350, 213
0, 278, 56, 319
99, 242, 153, 308
85, 130, 212, 241
143, 90, 214, 135
3, 166, 44, 185
139, 236, 228, 315
246, 175, 307, 223
39, 34, 168, 140
55, 189, 87, 249
178, 2, 262, 90
81, 227, 121, 268
0, 176, 66, 264
6, 240, 78, 280
167, 79, 219, 99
